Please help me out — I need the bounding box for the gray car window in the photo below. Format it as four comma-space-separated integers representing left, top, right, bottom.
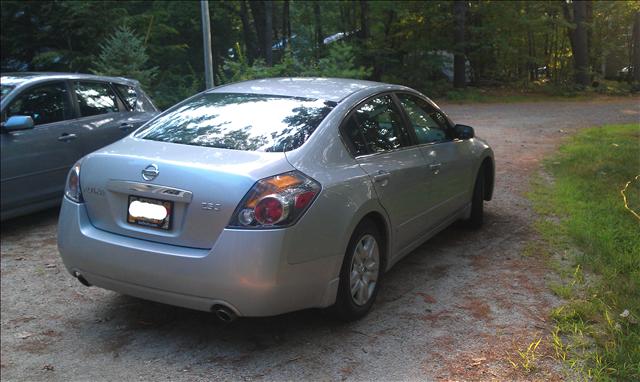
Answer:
113, 84, 137, 111
6, 82, 70, 125
136, 93, 334, 152
398, 94, 451, 144
1, 85, 15, 100
74, 81, 119, 117
350, 95, 408, 154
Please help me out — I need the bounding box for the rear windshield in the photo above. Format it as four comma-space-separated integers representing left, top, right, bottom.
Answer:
136, 93, 334, 152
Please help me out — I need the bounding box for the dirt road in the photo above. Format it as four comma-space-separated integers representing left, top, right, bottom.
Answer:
1, 98, 639, 381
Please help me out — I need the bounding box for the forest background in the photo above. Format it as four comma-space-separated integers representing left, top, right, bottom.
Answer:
2, 0, 639, 110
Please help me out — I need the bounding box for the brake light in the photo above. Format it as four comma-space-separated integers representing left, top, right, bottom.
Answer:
228, 171, 320, 229
64, 162, 83, 203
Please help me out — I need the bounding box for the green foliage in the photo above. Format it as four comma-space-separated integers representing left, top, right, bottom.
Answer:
529, 123, 640, 380
91, 25, 157, 88
220, 42, 371, 83
314, 43, 372, 78
1, 0, 638, 109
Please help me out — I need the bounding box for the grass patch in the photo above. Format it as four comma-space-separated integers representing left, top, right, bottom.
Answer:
435, 80, 637, 104
528, 123, 640, 380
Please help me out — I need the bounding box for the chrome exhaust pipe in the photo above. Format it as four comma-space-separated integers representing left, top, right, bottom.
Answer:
212, 305, 237, 323
73, 271, 92, 287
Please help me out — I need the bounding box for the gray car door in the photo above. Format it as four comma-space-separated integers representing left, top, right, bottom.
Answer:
1, 81, 82, 213
70, 80, 137, 156
343, 94, 432, 253
396, 93, 474, 228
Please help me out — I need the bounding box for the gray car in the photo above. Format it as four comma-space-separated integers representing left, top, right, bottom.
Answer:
1, 72, 158, 220
57, 78, 494, 321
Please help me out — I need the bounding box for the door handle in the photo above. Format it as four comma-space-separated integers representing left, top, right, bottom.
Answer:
372, 170, 390, 186
119, 123, 135, 130
57, 133, 77, 142
429, 162, 442, 174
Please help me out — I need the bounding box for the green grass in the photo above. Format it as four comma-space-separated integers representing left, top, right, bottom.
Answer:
528, 123, 640, 380
436, 80, 637, 104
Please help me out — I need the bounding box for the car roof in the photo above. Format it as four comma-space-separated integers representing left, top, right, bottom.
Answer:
0, 72, 140, 87
209, 77, 405, 102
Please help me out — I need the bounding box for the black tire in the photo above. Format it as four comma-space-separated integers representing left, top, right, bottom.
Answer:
466, 167, 485, 229
330, 219, 383, 321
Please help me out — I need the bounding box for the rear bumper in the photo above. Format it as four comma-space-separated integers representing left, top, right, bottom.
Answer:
57, 199, 341, 317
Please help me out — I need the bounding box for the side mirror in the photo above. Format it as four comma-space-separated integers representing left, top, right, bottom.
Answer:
3, 116, 34, 131
454, 124, 474, 140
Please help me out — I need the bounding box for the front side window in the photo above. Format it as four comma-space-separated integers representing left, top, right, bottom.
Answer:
136, 93, 334, 152
7, 82, 69, 125
344, 95, 408, 155
1, 85, 16, 100
398, 94, 451, 144
74, 81, 119, 117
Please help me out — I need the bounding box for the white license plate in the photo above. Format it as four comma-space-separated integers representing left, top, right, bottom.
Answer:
127, 196, 173, 230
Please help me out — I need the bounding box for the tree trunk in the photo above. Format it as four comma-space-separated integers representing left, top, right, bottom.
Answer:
633, 12, 640, 83
249, 0, 266, 59
264, 0, 272, 66
240, 0, 257, 63
359, 0, 370, 40
453, 0, 466, 88
313, 1, 323, 60
282, 0, 290, 50
573, 0, 590, 87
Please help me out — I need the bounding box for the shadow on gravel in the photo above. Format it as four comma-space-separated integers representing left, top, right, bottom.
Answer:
1, 207, 59, 236
64, 211, 499, 356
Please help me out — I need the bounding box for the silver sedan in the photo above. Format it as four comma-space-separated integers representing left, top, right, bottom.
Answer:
57, 78, 494, 321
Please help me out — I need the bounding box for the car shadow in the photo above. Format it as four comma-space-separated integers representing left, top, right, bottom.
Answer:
85, 209, 504, 357
0, 206, 60, 236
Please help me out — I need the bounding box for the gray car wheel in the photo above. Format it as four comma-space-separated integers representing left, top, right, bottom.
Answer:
465, 167, 485, 229
331, 219, 382, 321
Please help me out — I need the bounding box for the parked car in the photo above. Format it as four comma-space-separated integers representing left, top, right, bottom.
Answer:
57, 78, 494, 321
1, 72, 158, 220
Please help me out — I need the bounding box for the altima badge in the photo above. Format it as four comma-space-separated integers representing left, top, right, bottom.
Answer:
142, 164, 159, 181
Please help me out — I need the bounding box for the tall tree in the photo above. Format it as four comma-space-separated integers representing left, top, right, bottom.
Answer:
264, 0, 273, 66
91, 25, 157, 87
249, 1, 266, 59
453, 0, 467, 88
240, 0, 257, 63
359, 0, 370, 40
282, 0, 291, 50
313, 1, 323, 60
565, 0, 590, 87
633, 12, 640, 83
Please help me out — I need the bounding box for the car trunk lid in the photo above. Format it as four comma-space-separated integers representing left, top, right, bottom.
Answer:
80, 137, 294, 249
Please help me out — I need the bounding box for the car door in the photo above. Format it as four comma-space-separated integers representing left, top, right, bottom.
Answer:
0, 81, 82, 212
71, 80, 136, 156
396, 93, 474, 228
342, 94, 432, 253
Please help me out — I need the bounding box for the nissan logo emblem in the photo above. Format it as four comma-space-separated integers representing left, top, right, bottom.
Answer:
142, 164, 159, 181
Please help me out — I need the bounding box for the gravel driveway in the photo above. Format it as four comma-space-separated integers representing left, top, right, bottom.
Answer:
1, 97, 639, 381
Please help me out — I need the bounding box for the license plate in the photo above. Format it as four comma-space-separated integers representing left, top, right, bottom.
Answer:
127, 196, 173, 230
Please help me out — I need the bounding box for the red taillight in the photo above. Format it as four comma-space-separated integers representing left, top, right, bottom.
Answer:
294, 191, 316, 209
228, 171, 320, 229
254, 196, 287, 225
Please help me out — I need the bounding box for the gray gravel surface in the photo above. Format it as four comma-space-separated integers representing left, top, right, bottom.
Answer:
2, 97, 639, 381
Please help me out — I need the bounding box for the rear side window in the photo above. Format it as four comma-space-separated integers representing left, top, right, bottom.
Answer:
7, 82, 70, 125
114, 84, 137, 111
74, 81, 119, 117
136, 93, 334, 152
343, 95, 408, 155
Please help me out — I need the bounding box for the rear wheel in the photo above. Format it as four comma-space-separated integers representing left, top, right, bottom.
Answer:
465, 167, 485, 229
331, 220, 382, 321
